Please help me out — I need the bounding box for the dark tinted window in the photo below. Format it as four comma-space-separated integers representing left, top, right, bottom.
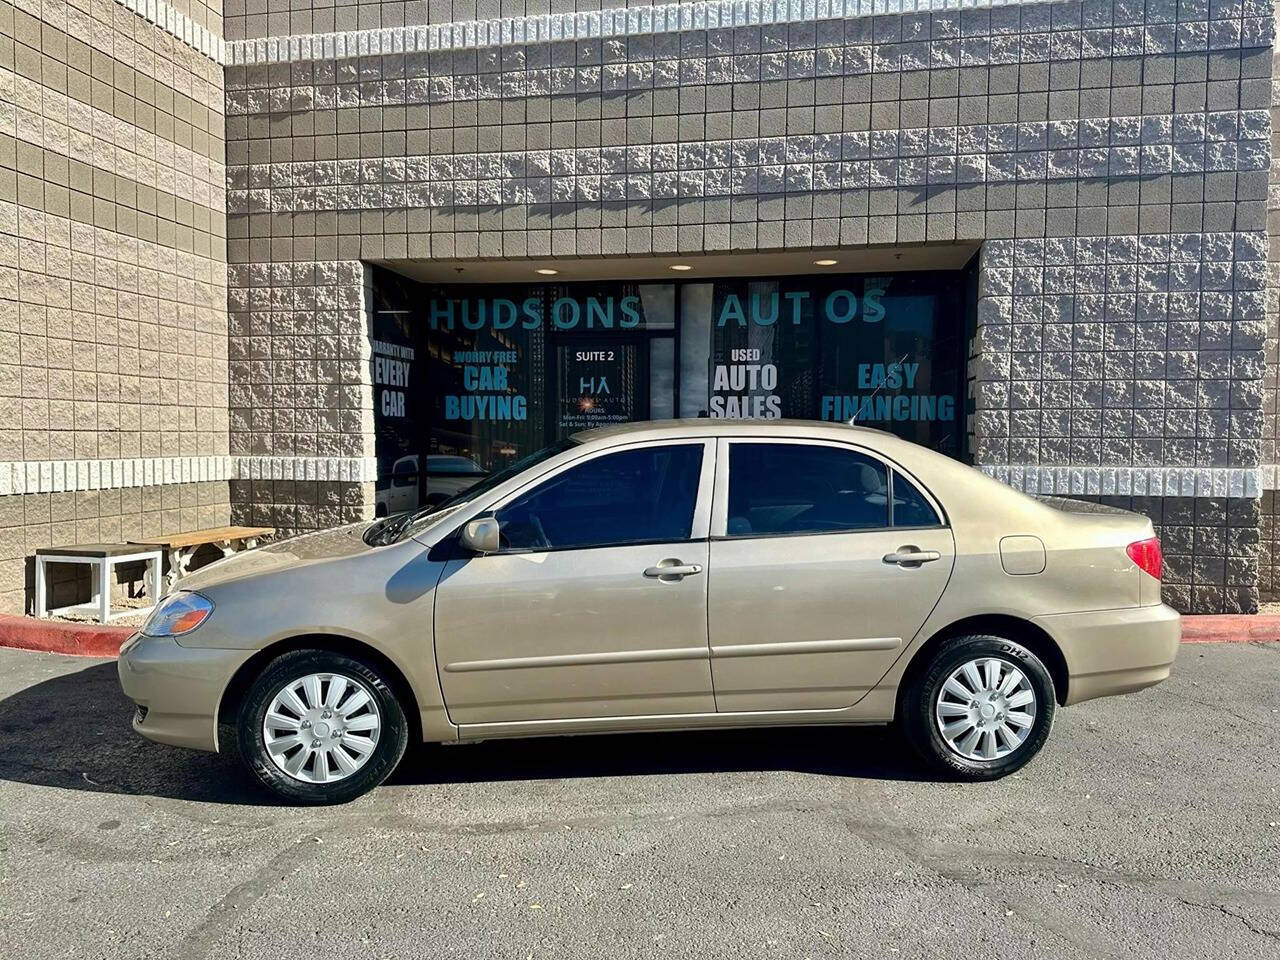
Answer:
726, 444, 889, 536
495, 444, 703, 551
891, 471, 941, 527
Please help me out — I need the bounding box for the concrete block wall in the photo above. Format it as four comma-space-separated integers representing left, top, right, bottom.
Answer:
2, 0, 1275, 614
975, 229, 1268, 613
226, 257, 376, 535
1262, 489, 1279, 596
170, 0, 222, 36
220, 0, 1276, 612
0, 0, 230, 612
1259, 4, 1280, 601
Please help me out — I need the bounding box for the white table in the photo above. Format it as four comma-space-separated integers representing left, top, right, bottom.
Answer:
35, 545, 165, 623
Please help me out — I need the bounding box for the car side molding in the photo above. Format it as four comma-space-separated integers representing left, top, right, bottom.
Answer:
710, 637, 901, 658
444, 646, 710, 672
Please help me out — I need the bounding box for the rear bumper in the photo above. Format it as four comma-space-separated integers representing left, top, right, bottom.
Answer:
1033, 603, 1181, 706
117, 633, 251, 752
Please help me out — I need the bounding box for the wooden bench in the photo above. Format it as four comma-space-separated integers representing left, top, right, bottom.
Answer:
129, 526, 275, 589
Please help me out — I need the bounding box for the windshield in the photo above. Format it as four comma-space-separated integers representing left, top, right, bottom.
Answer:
435, 438, 579, 510
363, 438, 580, 546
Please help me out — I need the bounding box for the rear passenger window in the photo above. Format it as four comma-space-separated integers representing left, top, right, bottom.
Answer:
726, 443, 889, 536
891, 471, 942, 527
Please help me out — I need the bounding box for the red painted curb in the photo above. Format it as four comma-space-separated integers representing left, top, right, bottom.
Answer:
0, 613, 134, 658
0, 613, 1275, 659
1180, 614, 1280, 644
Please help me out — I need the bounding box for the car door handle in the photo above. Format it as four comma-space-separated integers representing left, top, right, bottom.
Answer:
883, 547, 942, 567
644, 561, 703, 580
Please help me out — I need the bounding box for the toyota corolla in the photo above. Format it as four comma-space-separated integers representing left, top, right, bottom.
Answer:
119, 420, 1180, 804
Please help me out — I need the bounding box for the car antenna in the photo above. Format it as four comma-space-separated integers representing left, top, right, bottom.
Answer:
849, 352, 910, 425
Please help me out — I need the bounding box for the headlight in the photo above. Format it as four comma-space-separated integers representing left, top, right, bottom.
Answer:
142, 591, 214, 637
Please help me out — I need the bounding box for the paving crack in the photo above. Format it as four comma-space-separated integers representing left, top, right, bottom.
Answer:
841, 811, 1280, 952
164, 833, 330, 960
838, 813, 1126, 960
1167, 894, 1280, 942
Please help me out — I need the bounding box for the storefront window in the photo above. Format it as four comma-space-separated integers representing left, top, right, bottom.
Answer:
682, 272, 965, 457
370, 265, 968, 515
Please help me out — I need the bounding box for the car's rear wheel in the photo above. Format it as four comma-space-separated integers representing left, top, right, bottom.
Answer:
900, 635, 1056, 780
237, 649, 409, 804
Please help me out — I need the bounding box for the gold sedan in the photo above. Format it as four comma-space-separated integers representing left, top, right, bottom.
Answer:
119, 421, 1179, 804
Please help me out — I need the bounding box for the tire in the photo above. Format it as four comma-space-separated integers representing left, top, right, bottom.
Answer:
237, 649, 409, 805
900, 635, 1056, 781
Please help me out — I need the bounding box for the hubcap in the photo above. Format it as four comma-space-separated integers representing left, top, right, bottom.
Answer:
934, 657, 1036, 762
262, 672, 381, 784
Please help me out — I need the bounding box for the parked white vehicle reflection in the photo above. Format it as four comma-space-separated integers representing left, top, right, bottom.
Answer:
375, 454, 487, 516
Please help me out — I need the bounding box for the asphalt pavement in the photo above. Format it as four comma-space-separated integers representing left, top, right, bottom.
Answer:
0, 644, 1276, 959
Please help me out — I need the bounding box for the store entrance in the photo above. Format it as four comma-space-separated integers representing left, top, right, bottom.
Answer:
548, 333, 650, 440
367, 264, 973, 518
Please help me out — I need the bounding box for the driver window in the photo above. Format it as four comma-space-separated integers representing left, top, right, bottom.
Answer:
494, 444, 704, 552
726, 443, 889, 537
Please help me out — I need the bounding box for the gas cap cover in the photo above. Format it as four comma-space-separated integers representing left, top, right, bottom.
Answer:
999, 535, 1046, 575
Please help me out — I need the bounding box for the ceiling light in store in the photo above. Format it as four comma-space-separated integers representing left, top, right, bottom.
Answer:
535, 268, 559, 275
670, 264, 693, 271
813, 258, 839, 266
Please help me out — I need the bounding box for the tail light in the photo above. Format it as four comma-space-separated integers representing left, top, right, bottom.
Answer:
1126, 537, 1162, 581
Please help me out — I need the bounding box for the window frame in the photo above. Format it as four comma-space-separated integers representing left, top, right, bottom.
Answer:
710, 437, 948, 541
886, 467, 945, 531
477, 437, 718, 555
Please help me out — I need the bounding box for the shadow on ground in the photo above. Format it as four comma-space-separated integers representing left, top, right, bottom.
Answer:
0, 660, 932, 806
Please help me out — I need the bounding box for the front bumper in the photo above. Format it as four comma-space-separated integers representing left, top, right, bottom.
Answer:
1034, 603, 1181, 706
117, 633, 253, 752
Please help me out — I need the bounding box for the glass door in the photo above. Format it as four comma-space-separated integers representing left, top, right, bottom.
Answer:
549, 334, 651, 439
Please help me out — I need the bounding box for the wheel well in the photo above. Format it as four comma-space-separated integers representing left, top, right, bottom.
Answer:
898, 615, 1069, 709
217, 634, 423, 751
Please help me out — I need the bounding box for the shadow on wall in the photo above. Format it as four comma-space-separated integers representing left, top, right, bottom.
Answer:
0, 661, 935, 806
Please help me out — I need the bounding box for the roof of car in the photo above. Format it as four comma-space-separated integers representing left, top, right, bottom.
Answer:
571, 418, 896, 444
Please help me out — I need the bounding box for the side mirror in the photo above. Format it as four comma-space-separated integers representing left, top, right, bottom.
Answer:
459, 517, 500, 555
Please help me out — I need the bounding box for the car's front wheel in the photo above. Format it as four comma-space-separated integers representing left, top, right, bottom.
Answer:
237, 649, 409, 804
900, 635, 1056, 780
